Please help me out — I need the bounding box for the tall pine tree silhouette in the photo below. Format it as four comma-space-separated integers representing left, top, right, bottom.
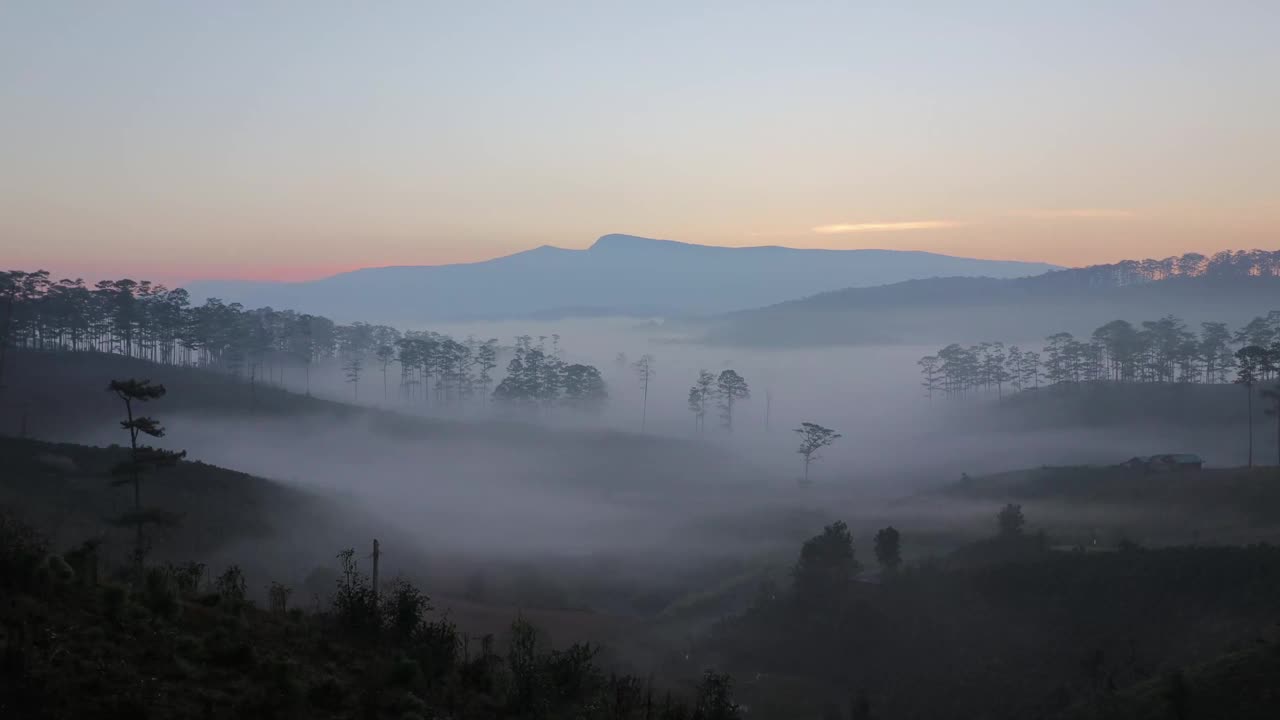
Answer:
109, 379, 186, 574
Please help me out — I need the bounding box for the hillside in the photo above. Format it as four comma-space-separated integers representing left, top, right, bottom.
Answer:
0, 512, 719, 720
989, 380, 1262, 430
0, 436, 386, 583
0, 350, 798, 617
9, 350, 1280, 718
1059, 635, 1280, 720
919, 381, 1277, 470
0, 350, 767, 493
0, 431, 669, 653
928, 462, 1280, 547
184, 234, 1058, 323
707, 543, 1280, 719
706, 251, 1280, 346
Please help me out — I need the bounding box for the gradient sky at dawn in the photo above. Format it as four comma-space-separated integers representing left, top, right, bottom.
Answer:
2, 1, 1277, 284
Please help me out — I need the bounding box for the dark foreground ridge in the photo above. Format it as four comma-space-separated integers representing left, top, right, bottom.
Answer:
0, 511, 738, 720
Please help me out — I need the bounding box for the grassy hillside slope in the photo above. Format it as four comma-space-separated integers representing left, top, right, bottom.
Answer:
0, 350, 770, 496
0, 435, 417, 594
708, 542, 1280, 719
1059, 634, 1280, 720
0, 514, 714, 720
929, 462, 1280, 547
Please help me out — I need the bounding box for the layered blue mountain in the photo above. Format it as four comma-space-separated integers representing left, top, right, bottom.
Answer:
706, 249, 1280, 346
185, 234, 1059, 323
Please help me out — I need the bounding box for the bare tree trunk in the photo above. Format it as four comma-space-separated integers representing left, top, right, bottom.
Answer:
123, 396, 144, 573
641, 378, 648, 432
0, 294, 11, 404
1247, 385, 1254, 468
371, 538, 381, 604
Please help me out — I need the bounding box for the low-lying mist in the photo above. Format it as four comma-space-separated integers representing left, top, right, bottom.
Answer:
8, 315, 1267, 620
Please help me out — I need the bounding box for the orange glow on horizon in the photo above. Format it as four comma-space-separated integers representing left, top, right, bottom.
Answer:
172, 262, 375, 284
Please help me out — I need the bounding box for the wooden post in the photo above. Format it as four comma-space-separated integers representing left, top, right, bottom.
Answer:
371, 538, 381, 601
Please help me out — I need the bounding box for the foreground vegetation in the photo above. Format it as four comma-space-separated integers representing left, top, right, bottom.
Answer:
0, 510, 744, 720
4, 329, 1280, 717
704, 514, 1280, 719
8, 444, 1280, 718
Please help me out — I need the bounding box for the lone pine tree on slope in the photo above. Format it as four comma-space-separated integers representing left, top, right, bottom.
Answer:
108, 378, 186, 573
795, 422, 841, 484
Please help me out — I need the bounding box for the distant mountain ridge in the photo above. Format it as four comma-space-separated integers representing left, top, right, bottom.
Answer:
745, 248, 1280, 312
707, 248, 1280, 346
185, 234, 1059, 323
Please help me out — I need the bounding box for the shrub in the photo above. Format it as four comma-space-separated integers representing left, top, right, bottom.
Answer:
382, 577, 431, 641
205, 631, 256, 668
263, 658, 304, 709
415, 616, 461, 679
793, 521, 859, 605
141, 566, 181, 619
35, 553, 76, 591
268, 581, 293, 614
545, 643, 600, 702
998, 503, 1026, 538
64, 539, 102, 587
333, 549, 379, 632
306, 675, 345, 708
507, 616, 544, 713
166, 561, 205, 596
215, 565, 247, 610
101, 583, 129, 623
693, 671, 741, 720
173, 634, 202, 658
0, 512, 48, 590
395, 691, 427, 715
388, 654, 420, 686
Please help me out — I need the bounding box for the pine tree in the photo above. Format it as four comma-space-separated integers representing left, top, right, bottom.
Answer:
107, 379, 186, 574
874, 526, 902, 574
794, 422, 841, 484
688, 369, 716, 434
716, 370, 750, 432
1236, 346, 1267, 467
632, 354, 656, 431
1262, 385, 1280, 467
561, 363, 608, 412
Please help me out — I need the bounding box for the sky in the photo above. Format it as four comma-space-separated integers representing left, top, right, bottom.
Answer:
2, 1, 1278, 285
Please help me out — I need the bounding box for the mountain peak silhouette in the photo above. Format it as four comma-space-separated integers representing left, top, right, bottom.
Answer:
588, 234, 696, 252
185, 233, 1059, 323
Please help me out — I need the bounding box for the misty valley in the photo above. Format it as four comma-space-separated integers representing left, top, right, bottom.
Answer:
4, 248, 1280, 720
8, 1, 1280, 715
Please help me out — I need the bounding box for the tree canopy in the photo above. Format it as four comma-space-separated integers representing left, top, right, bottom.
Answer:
0, 269, 608, 418
919, 311, 1280, 398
